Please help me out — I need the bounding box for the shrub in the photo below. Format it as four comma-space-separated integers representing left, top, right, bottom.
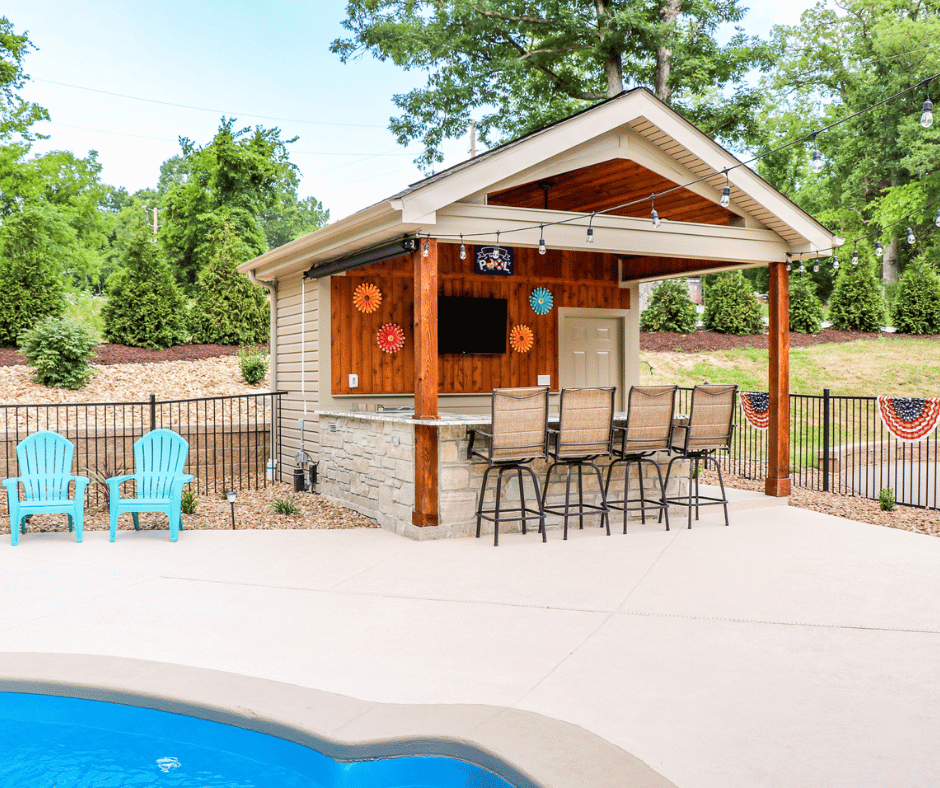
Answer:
19, 316, 99, 389
271, 495, 299, 516
102, 224, 188, 349
640, 279, 698, 333
190, 223, 269, 345
702, 272, 763, 335
789, 275, 824, 334
0, 204, 68, 346
878, 487, 896, 512
891, 258, 940, 335
828, 258, 887, 332
237, 345, 269, 385
180, 489, 198, 515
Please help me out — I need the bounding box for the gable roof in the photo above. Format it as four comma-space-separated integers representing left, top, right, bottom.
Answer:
240, 88, 837, 280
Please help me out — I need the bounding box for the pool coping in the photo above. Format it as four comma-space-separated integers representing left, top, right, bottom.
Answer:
0, 652, 676, 788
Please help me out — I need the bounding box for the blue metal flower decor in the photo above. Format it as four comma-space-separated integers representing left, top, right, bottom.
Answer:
529, 287, 553, 315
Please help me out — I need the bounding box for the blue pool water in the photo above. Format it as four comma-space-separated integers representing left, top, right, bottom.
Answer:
0, 693, 514, 787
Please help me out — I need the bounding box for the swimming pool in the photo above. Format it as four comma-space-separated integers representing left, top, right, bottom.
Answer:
0, 692, 514, 787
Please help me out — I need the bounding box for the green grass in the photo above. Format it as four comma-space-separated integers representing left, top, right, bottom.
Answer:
64, 292, 105, 337
642, 337, 940, 397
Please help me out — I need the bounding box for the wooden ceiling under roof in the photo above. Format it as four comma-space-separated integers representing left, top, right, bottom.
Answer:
487, 158, 737, 226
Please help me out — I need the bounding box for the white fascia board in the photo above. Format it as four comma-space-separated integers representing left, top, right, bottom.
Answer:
238, 202, 407, 280
399, 93, 650, 223
433, 204, 788, 264
627, 260, 763, 285
644, 102, 834, 250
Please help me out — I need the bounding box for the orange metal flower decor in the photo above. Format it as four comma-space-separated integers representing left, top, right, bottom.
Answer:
377, 323, 405, 354
509, 324, 534, 353
353, 283, 382, 313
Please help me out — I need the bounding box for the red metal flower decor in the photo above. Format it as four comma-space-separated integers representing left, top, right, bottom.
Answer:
509, 325, 534, 353
353, 283, 382, 313
377, 323, 405, 354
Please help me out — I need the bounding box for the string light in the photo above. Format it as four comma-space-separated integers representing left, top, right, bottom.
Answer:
935, 208, 940, 228
785, 252, 792, 272
720, 170, 731, 208
459, 235, 466, 260
852, 248, 859, 266
538, 226, 546, 255
832, 251, 840, 270
651, 195, 661, 229
811, 133, 824, 174
922, 81, 934, 129
422, 237, 430, 257
813, 261, 819, 273
875, 239, 883, 258
586, 213, 595, 243
799, 258, 805, 274
907, 226, 916, 245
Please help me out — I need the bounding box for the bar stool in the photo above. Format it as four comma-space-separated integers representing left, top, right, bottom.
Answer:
605, 385, 677, 533
664, 384, 737, 528
541, 387, 615, 539
467, 386, 549, 546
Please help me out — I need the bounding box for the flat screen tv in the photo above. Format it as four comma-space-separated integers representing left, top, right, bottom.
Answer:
438, 295, 508, 355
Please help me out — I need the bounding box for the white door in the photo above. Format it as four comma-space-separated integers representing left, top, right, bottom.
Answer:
560, 315, 623, 408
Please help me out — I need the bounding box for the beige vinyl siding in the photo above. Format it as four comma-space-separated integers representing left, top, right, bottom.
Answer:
274, 273, 321, 482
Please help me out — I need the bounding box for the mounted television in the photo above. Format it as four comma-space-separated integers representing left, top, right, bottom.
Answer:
438, 295, 508, 355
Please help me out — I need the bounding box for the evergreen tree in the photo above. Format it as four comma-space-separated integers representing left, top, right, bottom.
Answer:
789, 274, 824, 334
892, 257, 940, 335
827, 258, 887, 332
640, 278, 698, 333
102, 223, 187, 349
703, 272, 763, 335
0, 203, 67, 346
190, 223, 269, 346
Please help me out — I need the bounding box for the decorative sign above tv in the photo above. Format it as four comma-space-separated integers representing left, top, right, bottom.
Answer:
474, 245, 513, 276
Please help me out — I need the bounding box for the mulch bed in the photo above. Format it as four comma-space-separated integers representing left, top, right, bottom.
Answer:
640, 328, 940, 353
0, 343, 244, 367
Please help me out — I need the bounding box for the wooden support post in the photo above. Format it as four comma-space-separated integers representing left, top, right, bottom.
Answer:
412, 238, 440, 526
765, 260, 791, 497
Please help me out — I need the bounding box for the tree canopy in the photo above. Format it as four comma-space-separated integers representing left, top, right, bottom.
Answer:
333, 0, 772, 169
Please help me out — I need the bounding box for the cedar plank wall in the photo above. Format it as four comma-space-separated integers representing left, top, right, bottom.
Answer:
332, 243, 629, 395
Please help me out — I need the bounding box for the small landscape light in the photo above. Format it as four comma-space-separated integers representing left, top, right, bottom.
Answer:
226, 490, 237, 530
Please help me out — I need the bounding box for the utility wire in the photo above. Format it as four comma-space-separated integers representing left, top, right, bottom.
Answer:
33, 77, 389, 129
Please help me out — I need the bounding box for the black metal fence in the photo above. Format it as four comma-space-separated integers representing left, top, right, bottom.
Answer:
689, 387, 940, 510
0, 391, 285, 506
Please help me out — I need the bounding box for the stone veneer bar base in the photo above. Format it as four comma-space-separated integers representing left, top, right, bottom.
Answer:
317, 412, 689, 540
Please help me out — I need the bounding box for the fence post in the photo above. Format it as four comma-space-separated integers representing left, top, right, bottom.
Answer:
822, 388, 830, 492
149, 393, 156, 433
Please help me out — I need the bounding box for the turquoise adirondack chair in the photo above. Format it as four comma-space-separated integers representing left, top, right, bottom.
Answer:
2, 431, 90, 546
106, 429, 194, 542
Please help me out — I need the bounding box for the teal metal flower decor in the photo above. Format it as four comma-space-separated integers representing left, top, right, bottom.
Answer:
529, 287, 553, 315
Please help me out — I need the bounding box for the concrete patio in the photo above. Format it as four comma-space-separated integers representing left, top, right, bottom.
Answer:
0, 492, 937, 787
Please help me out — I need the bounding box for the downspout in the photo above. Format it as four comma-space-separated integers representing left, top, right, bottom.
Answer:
248, 270, 278, 480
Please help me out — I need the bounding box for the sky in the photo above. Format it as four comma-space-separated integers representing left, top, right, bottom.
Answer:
7, 0, 817, 222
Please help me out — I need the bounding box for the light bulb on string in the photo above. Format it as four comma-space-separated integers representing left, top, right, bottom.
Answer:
813, 261, 819, 273
922, 81, 934, 128
459, 235, 466, 260
832, 252, 840, 271
785, 252, 791, 272
935, 208, 940, 228
538, 226, 546, 255
907, 227, 916, 245
875, 239, 883, 258
422, 238, 430, 258
586, 213, 595, 244
811, 133, 824, 174
719, 171, 731, 208
650, 195, 661, 229
799, 259, 805, 274
852, 249, 859, 266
